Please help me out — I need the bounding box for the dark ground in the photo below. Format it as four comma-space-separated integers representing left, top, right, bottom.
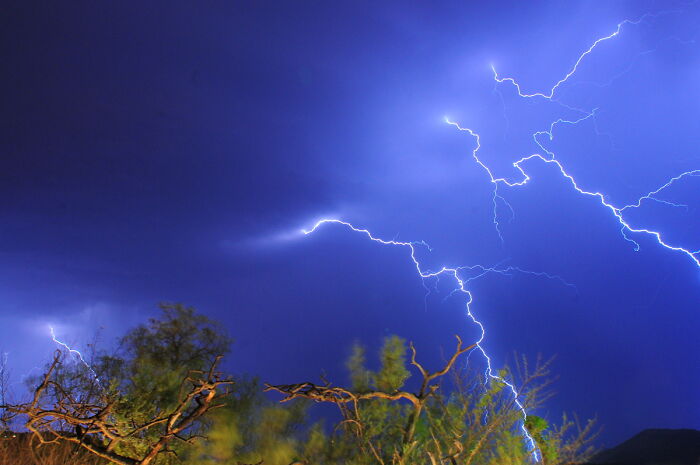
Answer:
588, 429, 700, 465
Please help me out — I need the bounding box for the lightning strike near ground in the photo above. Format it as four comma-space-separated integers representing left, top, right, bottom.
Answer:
300, 10, 699, 461
303, 218, 549, 460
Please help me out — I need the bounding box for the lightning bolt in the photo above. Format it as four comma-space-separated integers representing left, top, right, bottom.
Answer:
445, 119, 700, 267
620, 171, 699, 212
297, 9, 698, 462
449, 11, 699, 268
457, 263, 576, 291
49, 326, 101, 384
303, 218, 543, 460
490, 14, 661, 100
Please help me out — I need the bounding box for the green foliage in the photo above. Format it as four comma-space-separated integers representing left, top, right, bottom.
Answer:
123, 303, 231, 368
350, 335, 412, 462
24, 303, 234, 465
526, 415, 550, 435
288, 336, 598, 465
525, 415, 563, 464
114, 303, 231, 400
186, 377, 325, 465
103, 304, 233, 463
374, 335, 411, 393
17, 307, 597, 465
347, 342, 371, 393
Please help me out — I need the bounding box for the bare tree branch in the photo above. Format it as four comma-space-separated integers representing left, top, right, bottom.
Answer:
266, 335, 476, 463
1, 352, 233, 465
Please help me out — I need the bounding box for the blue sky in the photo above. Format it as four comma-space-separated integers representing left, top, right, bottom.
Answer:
1, 0, 699, 447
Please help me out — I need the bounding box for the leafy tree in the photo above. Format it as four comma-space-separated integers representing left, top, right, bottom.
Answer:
106, 302, 232, 396
185, 376, 317, 465
3, 307, 599, 465
6, 303, 234, 465
268, 335, 599, 465
101, 303, 233, 463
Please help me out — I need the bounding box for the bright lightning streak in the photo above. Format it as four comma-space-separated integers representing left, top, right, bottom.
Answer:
458, 264, 577, 291
491, 16, 653, 99
620, 171, 700, 212
302, 218, 542, 461
49, 326, 101, 384
299, 9, 698, 462
532, 111, 599, 160
446, 119, 700, 267
437, 121, 512, 243
461, 11, 700, 268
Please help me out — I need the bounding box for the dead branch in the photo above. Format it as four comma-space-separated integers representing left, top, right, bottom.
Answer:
266, 335, 475, 463
1, 351, 233, 465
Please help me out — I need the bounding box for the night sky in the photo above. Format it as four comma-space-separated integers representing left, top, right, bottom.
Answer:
2, 1, 699, 448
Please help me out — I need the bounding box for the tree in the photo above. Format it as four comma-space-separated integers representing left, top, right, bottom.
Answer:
266, 335, 476, 464
2, 303, 234, 465
2, 351, 232, 465
267, 335, 599, 465
184, 376, 318, 465
1, 310, 598, 465
101, 304, 232, 460
0, 351, 10, 434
